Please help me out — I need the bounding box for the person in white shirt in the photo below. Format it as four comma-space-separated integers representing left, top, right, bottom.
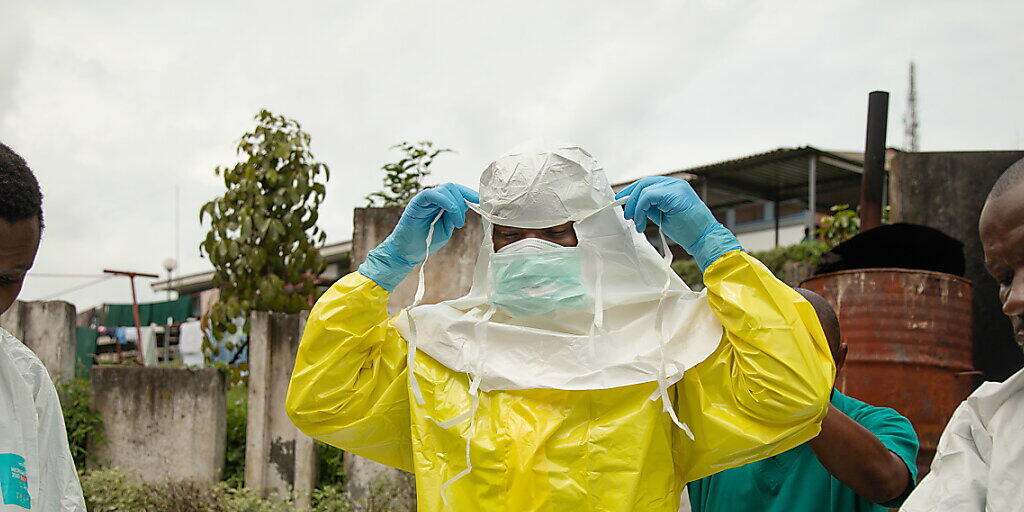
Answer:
901, 157, 1024, 511
0, 141, 87, 511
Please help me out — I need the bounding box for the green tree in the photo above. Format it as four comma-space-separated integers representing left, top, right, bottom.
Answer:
365, 141, 452, 207
200, 109, 329, 357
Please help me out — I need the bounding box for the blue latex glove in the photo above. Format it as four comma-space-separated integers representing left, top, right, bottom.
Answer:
358, 183, 480, 291
615, 176, 742, 271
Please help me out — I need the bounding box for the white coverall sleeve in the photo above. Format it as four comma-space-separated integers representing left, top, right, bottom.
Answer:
27, 364, 87, 511
900, 397, 989, 511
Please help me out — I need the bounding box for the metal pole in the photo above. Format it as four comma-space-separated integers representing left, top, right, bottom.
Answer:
860, 90, 889, 231
774, 199, 781, 248
104, 269, 159, 366
165, 316, 173, 363
808, 155, 817, 240
128, 276, 145, 366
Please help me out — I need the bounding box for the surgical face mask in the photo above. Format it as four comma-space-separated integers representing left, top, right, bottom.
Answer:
490, 237, 591, 317
495, 237, 567, 254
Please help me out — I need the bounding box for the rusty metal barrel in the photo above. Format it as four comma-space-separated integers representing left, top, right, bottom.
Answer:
801, 268, 975, 477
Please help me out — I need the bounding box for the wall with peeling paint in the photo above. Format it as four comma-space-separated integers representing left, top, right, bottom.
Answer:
891, 150, 1024, 381
88, 366, 226, 484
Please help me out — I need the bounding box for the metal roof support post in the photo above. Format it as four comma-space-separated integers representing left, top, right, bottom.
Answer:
773, 199, 781, 248
807, 155, 817, 241
701, 177, 709, 202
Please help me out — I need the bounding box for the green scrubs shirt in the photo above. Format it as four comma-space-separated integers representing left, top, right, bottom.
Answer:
688, 390, 919, 512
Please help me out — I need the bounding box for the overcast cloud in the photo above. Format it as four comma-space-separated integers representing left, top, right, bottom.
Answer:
2, 0, 1022, 310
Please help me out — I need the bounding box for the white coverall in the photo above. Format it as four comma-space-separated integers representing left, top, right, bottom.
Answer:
0, 328, 86, 511
901, 367, 1024, 511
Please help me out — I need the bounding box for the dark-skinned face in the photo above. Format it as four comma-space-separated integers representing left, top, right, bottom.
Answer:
980, 181, 1024, 353
0, 217, 41, 315
492, 221, 578, 252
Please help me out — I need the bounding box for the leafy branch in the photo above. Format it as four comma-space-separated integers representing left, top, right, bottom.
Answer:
366, 141, 452, 207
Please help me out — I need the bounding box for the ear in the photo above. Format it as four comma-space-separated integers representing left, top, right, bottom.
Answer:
836, 342, 848, 370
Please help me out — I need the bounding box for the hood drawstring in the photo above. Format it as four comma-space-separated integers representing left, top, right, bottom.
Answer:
654, 229, 695, 440
438, 302, 494, 505
405, 212, 442, 406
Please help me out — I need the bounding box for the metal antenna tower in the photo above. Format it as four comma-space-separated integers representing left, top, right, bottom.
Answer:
903, 61, 919, 151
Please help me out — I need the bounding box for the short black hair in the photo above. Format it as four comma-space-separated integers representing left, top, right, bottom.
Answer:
794, 287, 842, 356
0, 142, 43, 226
989, 157, 1024, 201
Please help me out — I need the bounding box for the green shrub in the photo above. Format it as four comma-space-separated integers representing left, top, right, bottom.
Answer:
80, 469, 148, 512
317, 441, 346, 488
751, 240, 828, 276
311, 485, 353, 512
361, 478, 415, 512
815, 204, 892, 249
58, 377, 104, 468
224, 384, 248, 488
82, 469, 356, 512
816, 204, 860, 249
672, 240, 828, 289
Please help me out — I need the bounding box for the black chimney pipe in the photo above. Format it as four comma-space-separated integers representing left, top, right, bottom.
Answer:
860, 91, 889, 231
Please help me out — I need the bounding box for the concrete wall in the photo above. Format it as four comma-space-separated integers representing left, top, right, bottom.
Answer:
0, 299, 77, 384
890, 151, 1024, 381
246, 311, 317, 507
89, 366, 226, 484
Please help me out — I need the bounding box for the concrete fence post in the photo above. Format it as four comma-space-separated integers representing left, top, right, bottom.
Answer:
246, 311, 317, 508
88, 366, 226, 484
0, 299, 76, 384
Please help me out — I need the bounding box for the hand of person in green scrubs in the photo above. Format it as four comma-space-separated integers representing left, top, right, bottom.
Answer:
808, 404, 912, 503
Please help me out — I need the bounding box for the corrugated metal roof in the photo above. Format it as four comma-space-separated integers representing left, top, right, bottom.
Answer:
612, 146, 865, 210
665, 146, 861, 177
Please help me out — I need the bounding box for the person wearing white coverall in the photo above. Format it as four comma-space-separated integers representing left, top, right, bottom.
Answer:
901, 157, 1024, 511
287, 143, 835, 511
0, 142, 87, 511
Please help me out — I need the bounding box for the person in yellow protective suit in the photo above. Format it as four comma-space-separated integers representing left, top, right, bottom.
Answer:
287, 143, 835, 511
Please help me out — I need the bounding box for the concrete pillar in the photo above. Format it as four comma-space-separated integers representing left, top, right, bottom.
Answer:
343, 458, 416, 508
807, 155, 817, 239
246, 311, 317, 507
89, 366, 226, 484
0, 299, 76, 384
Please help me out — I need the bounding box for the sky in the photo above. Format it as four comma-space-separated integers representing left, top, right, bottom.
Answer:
2, 0, 1022, 310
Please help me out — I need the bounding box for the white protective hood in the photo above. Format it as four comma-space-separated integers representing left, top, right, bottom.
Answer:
395, 143, 723, 399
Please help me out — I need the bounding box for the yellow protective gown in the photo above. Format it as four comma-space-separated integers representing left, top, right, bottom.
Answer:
286, 250, 834, 511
